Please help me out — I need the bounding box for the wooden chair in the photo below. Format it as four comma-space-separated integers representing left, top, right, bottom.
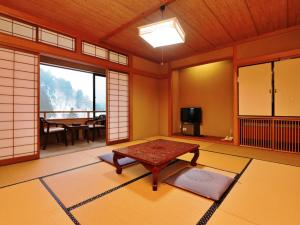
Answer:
40, 117, 68, 150
85, 115, 106, 141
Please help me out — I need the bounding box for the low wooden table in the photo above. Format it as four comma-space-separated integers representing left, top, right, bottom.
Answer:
113, 139, 199, 191
66, 124, 89, 145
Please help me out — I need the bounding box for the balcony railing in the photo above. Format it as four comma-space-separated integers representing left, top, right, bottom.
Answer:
40, 110, 106, 119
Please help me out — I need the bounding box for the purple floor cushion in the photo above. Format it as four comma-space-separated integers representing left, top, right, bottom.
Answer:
99, 153, 137, 167
164, 167, 234, 201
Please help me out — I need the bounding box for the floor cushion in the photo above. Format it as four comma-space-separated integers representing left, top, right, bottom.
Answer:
99, 152, 137, 167
164, 167, 234, 201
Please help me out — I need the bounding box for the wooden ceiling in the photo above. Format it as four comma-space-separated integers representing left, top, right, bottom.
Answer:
1, 0, 300, 62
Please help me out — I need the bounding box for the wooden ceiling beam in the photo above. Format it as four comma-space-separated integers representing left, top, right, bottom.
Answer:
99, 0, 177, 42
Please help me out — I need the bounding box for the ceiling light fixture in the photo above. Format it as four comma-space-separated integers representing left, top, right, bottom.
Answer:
138, 5, 185, 48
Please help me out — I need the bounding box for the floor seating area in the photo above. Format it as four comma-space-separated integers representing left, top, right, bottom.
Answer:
0, 136, 299, 225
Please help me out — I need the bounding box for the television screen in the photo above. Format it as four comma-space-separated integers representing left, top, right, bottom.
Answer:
181, 108, 202, 123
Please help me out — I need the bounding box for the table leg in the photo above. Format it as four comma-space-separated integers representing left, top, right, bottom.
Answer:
191, 149, 199, 166
152, 167, 159, 191
113, 153, 123, 174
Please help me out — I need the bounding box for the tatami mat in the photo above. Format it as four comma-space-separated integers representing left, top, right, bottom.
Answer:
203, 143, 300, 167
207, 209, 254, 225
218, 160, 300, 225
71, 163, 228, 225
43, 163, 148, 208
0, 139, 149, 187
0, 180, 73, 225
178, 150, 250, 173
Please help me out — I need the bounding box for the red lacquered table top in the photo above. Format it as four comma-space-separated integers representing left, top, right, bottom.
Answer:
112, 139, 199, 166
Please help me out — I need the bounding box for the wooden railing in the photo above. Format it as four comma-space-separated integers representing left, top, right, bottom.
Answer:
239, 116, 300, 153
40, 110, 106, 120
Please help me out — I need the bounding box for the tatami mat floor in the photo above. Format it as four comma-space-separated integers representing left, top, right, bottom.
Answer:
0, 136, 300, 225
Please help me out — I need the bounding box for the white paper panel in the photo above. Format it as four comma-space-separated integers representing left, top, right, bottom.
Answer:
0, 130, 13, 139
0, 59, 13, 69
0, 122, 13, 130
119, 132, 128, 138
83, 42, 95, 55
0, 16, 12, 34
14, 87, 35, 96
58, 35, 73, 49
119, 127, 128, 133
14, 70, 35, 80
39, 28, 57, 44
109, 133, 118, 140
0, 113, 13, 121
13, 21, 36, 40
109, 52, 119, 62
14, 96, 35, 104
14, 79, 34, 88
14, 129, 35, 138
96, 47, 107, 59
0, 50, 13, 61
109, 123, 119, 128
15, 53, 35, 64
239, 63, 272, 116
119, 55, 128, 65
14, 113, 35, 121
0, 147, 13, 157
0, 77, 13, 86
14, 136, 34, 146
0, 95, 13, 103
14, 104, 35, 112
0, 139, 13, 148
0, 68, 13, 78
274, 58, 300, 116
14, 144, 35, 154
15, 62, 35, 73
0, 86, 13, 95
14, 121, 35, 129
119, 117, 128, 122
0, 104, 13, 112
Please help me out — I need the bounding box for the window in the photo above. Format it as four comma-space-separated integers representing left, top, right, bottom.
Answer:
40, 64, 98, 118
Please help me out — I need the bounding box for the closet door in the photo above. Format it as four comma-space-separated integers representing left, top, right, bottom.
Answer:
274, 58, 300, 116
0, 47, 39, 162
238, 63, 272, 116
107, 70, 129, 144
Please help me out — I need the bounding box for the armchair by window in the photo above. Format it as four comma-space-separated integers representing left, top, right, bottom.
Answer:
85, 115, 106, 141
40, 117, 68, 150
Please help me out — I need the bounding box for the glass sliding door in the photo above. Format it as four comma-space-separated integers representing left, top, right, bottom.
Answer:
93, 74, 106, 117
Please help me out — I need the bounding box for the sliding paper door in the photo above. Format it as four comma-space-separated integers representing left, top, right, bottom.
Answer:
0, 47, 39, 163
238, 63, 272, 116
274, 58, 300, 116
107, 70, 129, 144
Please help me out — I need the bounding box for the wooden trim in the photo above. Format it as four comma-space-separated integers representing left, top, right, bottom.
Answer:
105, 69, 109, 145
128, 55, 133, 141
236, 48, 300, 66
233, 46, 239, 145
131, 68, 168, 79
170, 25, 300, 68
0, 153, 39, 166
168, 63, 173, 136
107, 139, 130, 146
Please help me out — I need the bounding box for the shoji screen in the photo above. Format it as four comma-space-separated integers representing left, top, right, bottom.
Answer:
274, 58, 300, 116
238, 63, 272, 116
107, 70, 129, 143
0, 47, 39, 162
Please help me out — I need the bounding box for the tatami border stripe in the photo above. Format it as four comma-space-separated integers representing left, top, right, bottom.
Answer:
39, 178, 81, 225
68, 172, 151, 211
197, 158, 253, 225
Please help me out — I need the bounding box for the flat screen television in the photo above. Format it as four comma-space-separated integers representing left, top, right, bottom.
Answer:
181, 107, 202, 123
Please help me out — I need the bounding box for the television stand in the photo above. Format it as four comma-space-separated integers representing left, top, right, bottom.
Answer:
181, 122, 200, 136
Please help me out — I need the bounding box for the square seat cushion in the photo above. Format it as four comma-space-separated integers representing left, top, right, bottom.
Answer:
99, 153, 137, 167
164, 167, 234, 201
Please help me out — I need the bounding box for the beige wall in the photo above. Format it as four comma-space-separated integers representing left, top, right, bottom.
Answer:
132, 74, 160, 140
174, 60, 233, 137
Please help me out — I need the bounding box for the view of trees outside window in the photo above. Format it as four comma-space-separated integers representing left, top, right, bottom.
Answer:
40, 64, 106, 118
